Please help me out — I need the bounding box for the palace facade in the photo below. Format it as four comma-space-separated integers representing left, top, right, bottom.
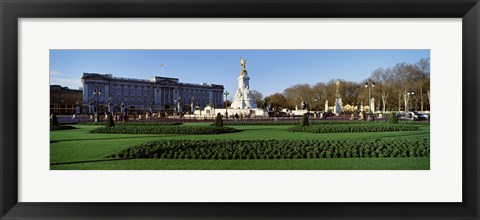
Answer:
50, 85, 83, 115
81, 73, 224, 114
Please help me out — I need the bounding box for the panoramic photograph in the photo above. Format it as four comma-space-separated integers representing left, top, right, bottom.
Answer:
50, 49, 430, 170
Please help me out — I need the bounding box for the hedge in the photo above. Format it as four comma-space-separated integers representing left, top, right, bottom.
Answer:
50, 125, 76, 131
222, 121, 347, 126
398, 121, 430, 126
222, 121, 429, 126
289, 123, 418, 133
79, 122, 182, 126
110, 138, 430, 160
91, 125, 238, 135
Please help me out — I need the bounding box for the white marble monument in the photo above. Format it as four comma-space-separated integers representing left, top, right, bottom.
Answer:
231, 58, 257, 109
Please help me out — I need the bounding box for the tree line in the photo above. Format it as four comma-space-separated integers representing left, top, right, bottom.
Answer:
248, 58, 430, 112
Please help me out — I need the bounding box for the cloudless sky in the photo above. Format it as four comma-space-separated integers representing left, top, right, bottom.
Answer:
50, 49, 429, 98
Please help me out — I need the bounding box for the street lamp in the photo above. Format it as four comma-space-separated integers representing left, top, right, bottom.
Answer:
365, 82, 375, 113
178, 96, 182, 113
224, 90, 229, 119
407, 91, 415, 111
93, 88, 102, 122
174, 99, 177, 113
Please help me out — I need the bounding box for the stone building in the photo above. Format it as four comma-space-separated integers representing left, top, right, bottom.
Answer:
81, 73, 224, 114
50, 85, 83, 115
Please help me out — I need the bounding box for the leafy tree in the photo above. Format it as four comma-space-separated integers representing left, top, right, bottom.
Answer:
106, 113, 115, 128
214, 113, 223, 127
389, 112, 398, 124
301, 113, 309, 126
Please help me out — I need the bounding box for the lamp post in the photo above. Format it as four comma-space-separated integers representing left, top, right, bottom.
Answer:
365, 82, 375, 113
224, 90, 229, 120
190, 96, 195, 114
407, 91, 415, 111
174, 99, 177, 114
178, 96, 182, 113
93, 88, 102, 122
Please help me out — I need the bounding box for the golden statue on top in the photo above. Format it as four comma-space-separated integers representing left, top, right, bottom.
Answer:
240, 58, 247, 76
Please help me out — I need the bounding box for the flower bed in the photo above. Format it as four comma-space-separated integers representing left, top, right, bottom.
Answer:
110, 139, 430, 160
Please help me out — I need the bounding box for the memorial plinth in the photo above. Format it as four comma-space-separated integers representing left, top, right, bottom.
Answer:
231, 59, 257, 109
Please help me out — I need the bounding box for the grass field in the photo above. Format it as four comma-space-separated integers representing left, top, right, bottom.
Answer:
50, 123, 430, 170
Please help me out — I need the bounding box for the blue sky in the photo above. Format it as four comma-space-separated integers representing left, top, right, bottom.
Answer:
50, 50, 429, 97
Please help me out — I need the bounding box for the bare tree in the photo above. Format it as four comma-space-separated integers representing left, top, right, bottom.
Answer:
250, 90, 264, 108
391, 63, 411, 112
413, 58, 430, 111
370, 68, 394, 112
283, 84, 313, 109
312, 82, 326, 111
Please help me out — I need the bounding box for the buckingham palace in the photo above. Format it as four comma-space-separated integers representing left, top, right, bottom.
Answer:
82, 73, 224, 114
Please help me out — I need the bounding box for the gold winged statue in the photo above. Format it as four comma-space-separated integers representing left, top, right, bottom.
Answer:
240, 58, 247, 76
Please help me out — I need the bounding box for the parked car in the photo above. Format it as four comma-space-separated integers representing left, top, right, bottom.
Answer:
396, 112, 416, 121
413, 112, 429, 120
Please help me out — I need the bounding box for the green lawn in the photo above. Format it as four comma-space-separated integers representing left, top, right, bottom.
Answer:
50, 123, 430, 170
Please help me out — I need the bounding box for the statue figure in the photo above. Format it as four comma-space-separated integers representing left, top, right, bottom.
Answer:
301, 101, 307, 110
240, 58, 246, 69
243, 86, 249, 98
107, 96, 113, 113
235, 89, 242, 98
240, 58, 248, 76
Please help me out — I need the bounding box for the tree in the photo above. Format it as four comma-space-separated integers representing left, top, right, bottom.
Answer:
391, 63, 413, 112
265, 93, 288, 110
324, 79, 340, 108
370, 68, 394, 112
343, 81, 362, 106
301, 113, 309, 126
106, 113, 115, 128
214, 113, 223, 127
250, 90, 264, 108
311, 82, 326, 111
283, 84, 313, 109
412, 58, 430, 111
389, 112, 398, 124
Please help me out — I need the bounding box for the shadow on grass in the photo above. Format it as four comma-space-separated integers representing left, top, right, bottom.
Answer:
51, 158, 133, 166
53, 135, 175, 142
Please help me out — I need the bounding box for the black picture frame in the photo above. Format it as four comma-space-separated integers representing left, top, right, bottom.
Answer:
1, 0, 479, 219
